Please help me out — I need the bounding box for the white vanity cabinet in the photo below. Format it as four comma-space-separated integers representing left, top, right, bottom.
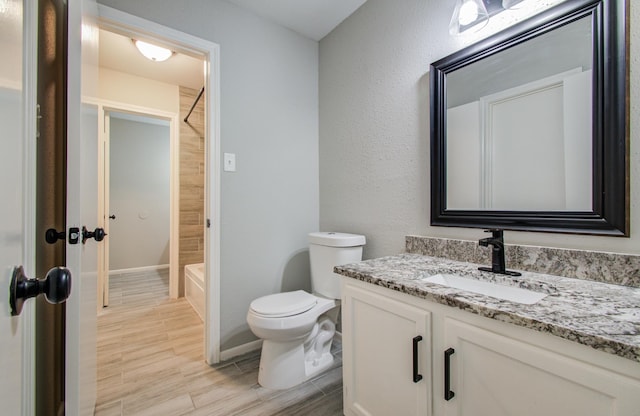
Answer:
342, 284, 432, 416
443, 318, 640, 416
342, 278, 640, 416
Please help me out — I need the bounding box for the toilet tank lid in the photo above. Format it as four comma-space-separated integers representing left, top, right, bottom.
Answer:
308, 232, 366, 247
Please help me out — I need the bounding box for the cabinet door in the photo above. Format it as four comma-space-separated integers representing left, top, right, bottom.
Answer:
343, 284, 431, 416
443, 318, 640, 416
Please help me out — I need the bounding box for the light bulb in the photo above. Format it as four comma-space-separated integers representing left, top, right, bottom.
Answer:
449, 0, 489, 36
459, 1, 479, 26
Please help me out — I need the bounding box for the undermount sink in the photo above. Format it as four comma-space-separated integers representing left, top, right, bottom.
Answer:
423, 274, 548, 305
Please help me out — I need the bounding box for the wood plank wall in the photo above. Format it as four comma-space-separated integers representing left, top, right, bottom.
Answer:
179, 86, 205, 295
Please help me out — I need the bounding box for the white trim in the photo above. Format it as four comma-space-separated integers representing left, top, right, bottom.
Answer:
97, 4, 222, 365
89, 97, 181, 302
67, 0, 100, 413
205, 14, 223, 367
91, 98, 178, 119
220, 340, 263, 362
97, 100, 108, 309
108, 264, 170, 276
21, 1, 38, 413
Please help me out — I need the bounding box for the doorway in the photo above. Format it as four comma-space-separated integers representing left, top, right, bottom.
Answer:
98, 104, 180, 307
102, 110, 174, 307
97, 4, 222, 365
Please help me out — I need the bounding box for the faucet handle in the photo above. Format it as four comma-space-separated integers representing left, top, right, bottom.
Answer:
484, 229, 504, 239
484, 228, 504, 242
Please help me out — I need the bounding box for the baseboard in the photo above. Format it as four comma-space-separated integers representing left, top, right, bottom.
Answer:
109, 264, 170, 276
219, 331, 342, 363
220, 339, 263, 362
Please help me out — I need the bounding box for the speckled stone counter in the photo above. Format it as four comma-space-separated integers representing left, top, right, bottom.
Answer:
335, 254, 640, 363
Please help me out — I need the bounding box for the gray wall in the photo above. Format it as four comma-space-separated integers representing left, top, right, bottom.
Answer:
98, 0, 319, 350
320, 0, 640, 258
319, 0, 433, 259
109, 114, 171, 270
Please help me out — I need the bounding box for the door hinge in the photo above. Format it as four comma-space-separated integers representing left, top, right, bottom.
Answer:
206, 218, 211, 228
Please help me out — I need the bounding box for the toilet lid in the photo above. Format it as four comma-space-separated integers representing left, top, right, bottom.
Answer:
250, 290, 317, 318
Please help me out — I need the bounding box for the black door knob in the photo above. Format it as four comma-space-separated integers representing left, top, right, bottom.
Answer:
45, 228, 66, 244
108, 214, 116, 220
10, 265, 72, 316
82, 226, 106, 244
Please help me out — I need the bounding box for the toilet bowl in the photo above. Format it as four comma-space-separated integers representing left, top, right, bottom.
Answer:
246, 232, 366, 390
247, 290, 338, 389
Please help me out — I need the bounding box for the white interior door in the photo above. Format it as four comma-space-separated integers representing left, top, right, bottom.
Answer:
0, 1, 100, 414
65, 0, 99, 414
0, 1, 36, 415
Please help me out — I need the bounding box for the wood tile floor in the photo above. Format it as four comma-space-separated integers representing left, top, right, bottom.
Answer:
95, 269, 344, 416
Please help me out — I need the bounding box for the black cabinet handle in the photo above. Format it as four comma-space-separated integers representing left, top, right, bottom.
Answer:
444, 348, 455, 401
412, 335, 423, 383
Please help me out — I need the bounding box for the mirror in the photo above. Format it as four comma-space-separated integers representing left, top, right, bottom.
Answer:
430, 0, 628, 235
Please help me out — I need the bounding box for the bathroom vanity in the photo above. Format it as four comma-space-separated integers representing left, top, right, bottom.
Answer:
337, 253, 640, 416
337, 0, 637, 413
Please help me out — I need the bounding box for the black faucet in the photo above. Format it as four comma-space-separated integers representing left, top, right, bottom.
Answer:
478, 229, 521, 276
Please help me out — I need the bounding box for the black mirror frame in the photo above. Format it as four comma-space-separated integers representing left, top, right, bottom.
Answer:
430, 0, 628, 236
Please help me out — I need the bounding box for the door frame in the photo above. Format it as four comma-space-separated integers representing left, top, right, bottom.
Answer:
96, 100, 180, 307
97, 5, 222, 364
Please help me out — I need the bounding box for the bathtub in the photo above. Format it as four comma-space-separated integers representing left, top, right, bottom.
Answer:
185, 263, 204, 321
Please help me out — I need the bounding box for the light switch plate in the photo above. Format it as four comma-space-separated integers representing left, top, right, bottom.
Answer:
224, 153, 236, 172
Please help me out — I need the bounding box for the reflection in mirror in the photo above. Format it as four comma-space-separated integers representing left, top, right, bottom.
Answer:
430, 0, 628, 236
446, 16, 593, 211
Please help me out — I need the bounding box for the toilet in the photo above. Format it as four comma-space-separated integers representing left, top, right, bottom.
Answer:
246, 231, 366, 389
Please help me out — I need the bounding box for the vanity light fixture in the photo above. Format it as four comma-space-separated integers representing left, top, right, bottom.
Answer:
502, 0, 526, 9
450, 0, 528, 35
133, 39, 173, 62
449, 0, 489, 35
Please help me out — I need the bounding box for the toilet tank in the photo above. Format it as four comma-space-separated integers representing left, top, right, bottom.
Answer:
308, 232, 366, 299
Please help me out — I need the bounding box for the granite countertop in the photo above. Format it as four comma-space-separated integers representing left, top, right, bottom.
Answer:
335, 253, 640, 363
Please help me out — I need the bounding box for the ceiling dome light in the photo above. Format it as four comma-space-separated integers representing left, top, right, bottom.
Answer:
133, 39, 173, 62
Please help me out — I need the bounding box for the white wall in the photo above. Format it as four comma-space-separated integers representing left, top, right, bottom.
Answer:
109, 115, 171, 270
0, 0, 22, 89
319, 0, 640, 258
447, 102, 480, 209
98, 67, 179, 113
97, 0, 320, 350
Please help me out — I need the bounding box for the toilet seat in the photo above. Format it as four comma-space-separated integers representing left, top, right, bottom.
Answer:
249, 290, 317, 318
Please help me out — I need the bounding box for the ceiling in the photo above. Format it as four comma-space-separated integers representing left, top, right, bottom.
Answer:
98, 0, 366, 89
99, 29, 205, 90
226, 0, 367, 41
